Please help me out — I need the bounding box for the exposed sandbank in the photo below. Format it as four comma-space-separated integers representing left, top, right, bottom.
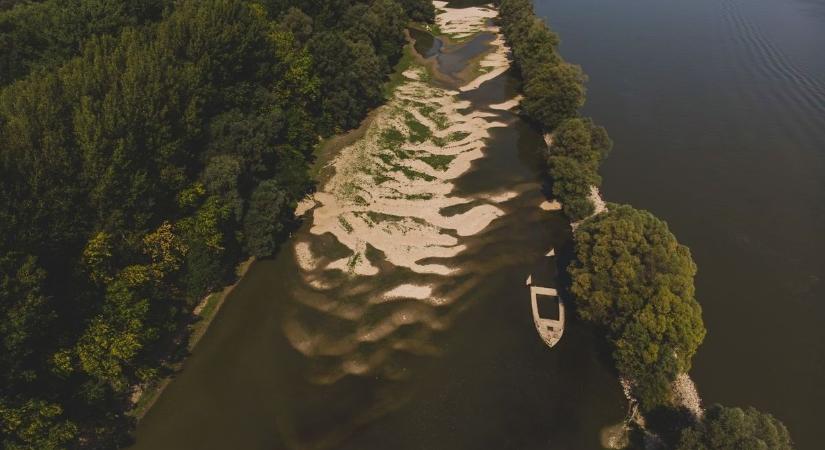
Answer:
285, 2, 521, 383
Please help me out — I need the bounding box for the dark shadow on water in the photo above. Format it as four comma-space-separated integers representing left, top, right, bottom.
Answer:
409, 28, 442, 58
437, 32, 494, 75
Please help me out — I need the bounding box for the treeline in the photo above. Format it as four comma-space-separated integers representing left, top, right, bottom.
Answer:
0, 0, 433, 448
498, 0, 608, 221
495, 0, 794, 448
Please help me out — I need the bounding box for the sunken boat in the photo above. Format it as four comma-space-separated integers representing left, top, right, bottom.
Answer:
525, 248, 564, 348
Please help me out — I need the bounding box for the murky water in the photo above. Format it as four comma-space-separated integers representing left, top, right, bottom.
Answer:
532, 0, 825, 448
410, 28, 442, 58
130, 20, 625, 450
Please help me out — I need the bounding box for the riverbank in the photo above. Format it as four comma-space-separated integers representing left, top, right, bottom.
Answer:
128, 15, 437, 427
495, 0, 708, 446
129, 257, 255, 419
128, 3, 630, 448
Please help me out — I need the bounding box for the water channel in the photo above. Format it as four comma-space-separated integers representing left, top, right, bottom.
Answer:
131, 8, 627, 450
533, 0, 825, 448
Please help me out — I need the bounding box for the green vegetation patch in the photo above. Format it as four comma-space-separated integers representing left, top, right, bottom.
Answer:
449, 131, 470, 141
383, 43, 415, 98
404, 114, 432, 143
372, 173, 393, 185
418, 104, 449, 130
380, 127, 407, 150
397, 166, 436, 181
406, 193, 433, 201
346, 252, 362, 271
569, 204, 705, 411
366, 211, 405, 224
377, 153, 396, 166
338, 216, 354, 233
419, 154, 455, 171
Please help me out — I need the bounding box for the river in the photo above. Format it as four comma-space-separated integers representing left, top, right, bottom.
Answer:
532, 0, 825, 448
130, 4, 627, 450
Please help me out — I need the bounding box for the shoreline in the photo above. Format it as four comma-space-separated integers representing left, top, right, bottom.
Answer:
496, 0, 706, 445
129, 257, 255, 420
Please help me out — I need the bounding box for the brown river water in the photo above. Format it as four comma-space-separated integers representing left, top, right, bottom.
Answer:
535, 0, 825, 448
130, 6, 628, 450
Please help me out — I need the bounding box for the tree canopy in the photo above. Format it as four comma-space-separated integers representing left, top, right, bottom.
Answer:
545, 117, 611, 220
568, 204, 706, 410
0, 0, 432, 447
676, 404, 793, 450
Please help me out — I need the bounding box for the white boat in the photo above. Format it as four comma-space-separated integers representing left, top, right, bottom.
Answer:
526, 247, 564, 348
529, 285, 564, 348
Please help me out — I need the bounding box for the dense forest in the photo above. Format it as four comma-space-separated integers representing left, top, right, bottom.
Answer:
0, 0, 433, 448
495, 0, 793, 448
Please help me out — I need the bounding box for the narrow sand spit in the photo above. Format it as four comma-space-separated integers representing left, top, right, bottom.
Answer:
433, 1, 498, 40
589, 185, 607, 215
490, 95, 523, 111
382, 284, 433, 301
673, 373, 704, 419
294, 196, 317, 217
568, 185, 608, 230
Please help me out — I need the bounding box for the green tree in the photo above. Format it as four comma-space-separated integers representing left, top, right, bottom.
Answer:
522, 61, 587, 130
0, 254, 53, 388
0, 399, 78, 450
569, 204, 706, 409
398, 0, 435, 22
0, 0, 427, 444
549, 117, 612, 170
278, 7, 313, 45
180, 197, 236, 298
243, 179, 292, 258
547, 155, 598, 221
512, 19, 560, 78
676, 404, 793, 450
0, 0, 169, 86
75, 274, 151, 392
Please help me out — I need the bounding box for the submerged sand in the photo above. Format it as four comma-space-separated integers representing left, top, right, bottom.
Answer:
286, 3, 523, 383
